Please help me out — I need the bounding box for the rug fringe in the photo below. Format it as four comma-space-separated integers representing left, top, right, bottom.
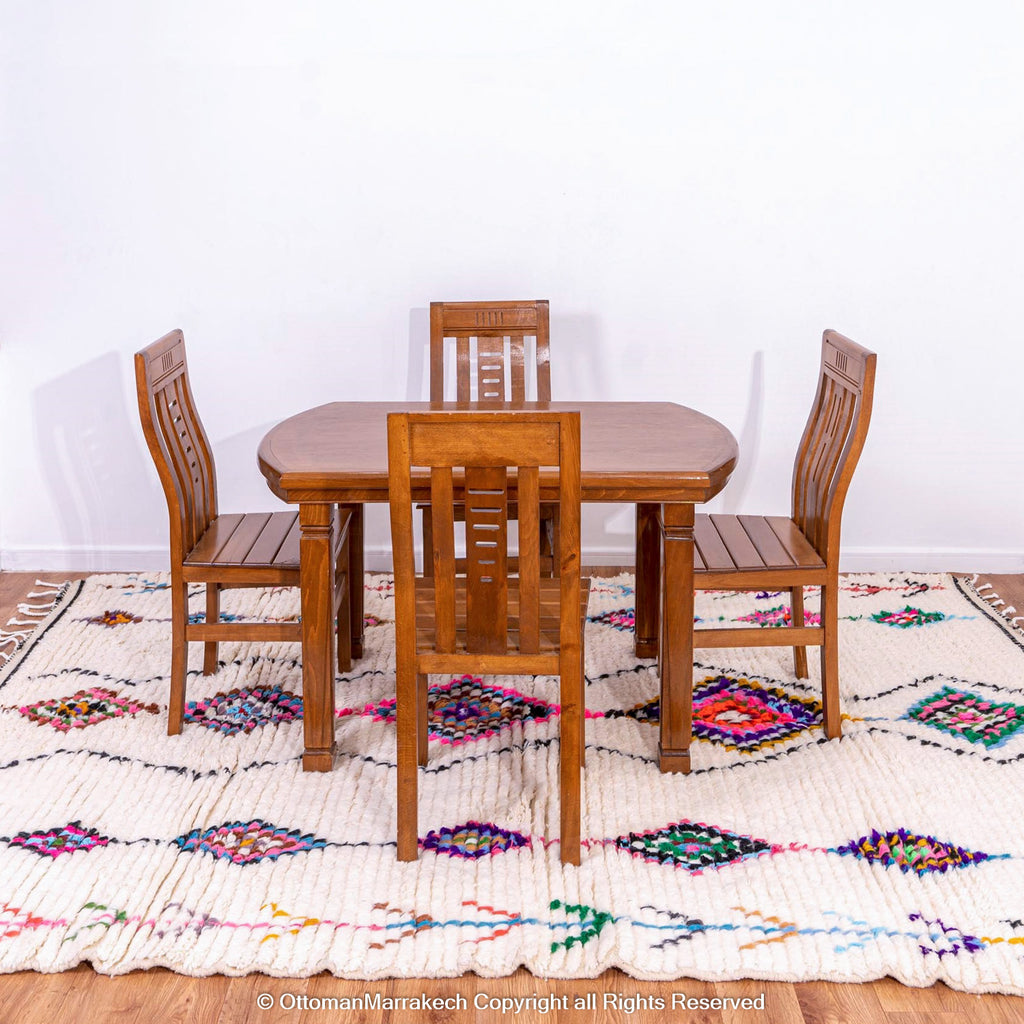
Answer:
0, 580, 70, 664
969, 574, 1023, 629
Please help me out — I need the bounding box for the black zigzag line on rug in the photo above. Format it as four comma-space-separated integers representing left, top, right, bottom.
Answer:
858, 724, 1024, 766
692, 659, 822, 698
23, 663, 390, 690
954, 575, 1024, 652
584, 734, 835, 773
0, 748, 306, 780
0, 579, 83, 691
844, 672, 1024, 704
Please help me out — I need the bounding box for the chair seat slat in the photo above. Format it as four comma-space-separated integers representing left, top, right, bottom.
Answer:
709, 514, 765, 571
693, 514, 735, 571
185, 513, 246, 565
212, 512, 273, 564
247, 511, 300, 566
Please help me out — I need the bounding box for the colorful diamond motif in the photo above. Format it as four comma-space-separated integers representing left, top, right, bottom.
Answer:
8, 822, 111, 858
588, 608, 635, 631
421, 821, 531, 858
904, 686, 1024, 748
616, 820, 775, 871
174, 820, 326, 865
871, 606, 945, 628
184, 685, 303, 735
86, 610, 142, 627
735, 604, 821, 628
837, 829, 997, 875
19, 687, 160, 731
365, 676, 556, 745
692, 675, 820, 751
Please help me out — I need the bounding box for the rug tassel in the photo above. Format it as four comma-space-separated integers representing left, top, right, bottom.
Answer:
967, 576, 1024, 633
0, 581, 70, 664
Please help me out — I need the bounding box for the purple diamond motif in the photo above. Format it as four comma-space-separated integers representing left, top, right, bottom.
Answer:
692, 675, 820, 751
421, 821, 531, 858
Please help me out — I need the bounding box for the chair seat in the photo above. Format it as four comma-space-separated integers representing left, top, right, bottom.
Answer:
185, 512, 302, 570
693, 514, 825, 583
413, 576, 590, 655
184, 509, 350, 582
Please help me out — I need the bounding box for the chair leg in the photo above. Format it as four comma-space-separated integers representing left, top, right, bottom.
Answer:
336, 573, 352, 674
820, 581, 841, 739
417, 674, 429, 766
168, 578, 189, 735
790, 586, 808, 679
559, 660, 582, 866
539, 507, 560, 578
421, 508, 434, 577
202, 583, 220, 676
579, 644, 586, 767
396, 662, 419, 861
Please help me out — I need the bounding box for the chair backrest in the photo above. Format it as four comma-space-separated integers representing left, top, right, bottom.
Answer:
429, 300, 551, 403
388, 411, 580, 658
791, 330, 877, 563
135, 330, 218, 564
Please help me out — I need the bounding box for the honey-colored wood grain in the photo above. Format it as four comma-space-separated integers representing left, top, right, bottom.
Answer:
0, 572, 1022, 1022
258, 398, 737, 773
135, 331, 354, 737
422, 300, 558, 577
388, 410, 586, 864
692, 331, 876, 740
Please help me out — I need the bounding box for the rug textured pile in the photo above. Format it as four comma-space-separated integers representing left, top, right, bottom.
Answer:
1, 571, 1023, 991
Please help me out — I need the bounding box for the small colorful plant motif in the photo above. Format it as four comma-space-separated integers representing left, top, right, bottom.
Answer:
85, 610, 143, 628
19, 688, 160, 731
871, 607, 945, 629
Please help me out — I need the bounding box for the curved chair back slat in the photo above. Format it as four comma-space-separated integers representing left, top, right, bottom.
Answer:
791, 330, 877, 561
135, 330, 218, 562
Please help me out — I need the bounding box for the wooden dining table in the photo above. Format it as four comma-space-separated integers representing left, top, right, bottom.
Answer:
258, 401, 737, 774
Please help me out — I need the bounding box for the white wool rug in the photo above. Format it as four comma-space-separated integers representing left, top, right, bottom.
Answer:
1, 572, 1023, 991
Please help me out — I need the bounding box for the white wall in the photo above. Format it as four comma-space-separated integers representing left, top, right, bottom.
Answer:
2, 1, 1022, 573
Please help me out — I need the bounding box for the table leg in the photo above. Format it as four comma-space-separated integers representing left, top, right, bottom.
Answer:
658, 502, 695, 773
300, 502, 337, 771
634, 503, 660, 658
346, 504, 365, 659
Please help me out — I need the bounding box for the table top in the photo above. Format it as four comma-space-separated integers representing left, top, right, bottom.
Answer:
258, 401, 738, 504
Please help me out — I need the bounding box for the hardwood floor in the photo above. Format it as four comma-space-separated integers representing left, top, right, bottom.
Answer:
1, 569, 1022, 1023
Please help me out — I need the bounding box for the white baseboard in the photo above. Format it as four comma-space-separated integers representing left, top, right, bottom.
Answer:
3, 544, 1023, 575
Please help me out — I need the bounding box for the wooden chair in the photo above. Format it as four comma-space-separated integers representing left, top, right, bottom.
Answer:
135, 330, 353, 734
692, 330, 876, 738
388, 410, 589, 865
421, 300, 559, 576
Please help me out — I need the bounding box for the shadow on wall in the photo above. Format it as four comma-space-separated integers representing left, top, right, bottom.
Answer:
718, 349, 764, 514
32, 352, 167, 569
